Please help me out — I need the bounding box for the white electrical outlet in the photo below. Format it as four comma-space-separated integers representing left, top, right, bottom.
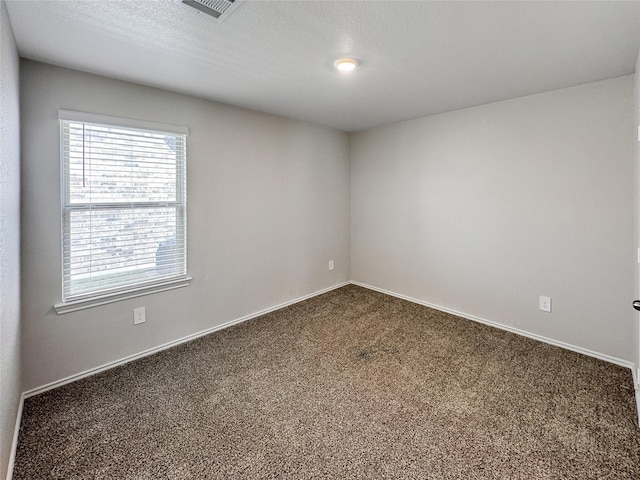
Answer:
329, 260, 334, 271
134, 306, 146, 325
539, 296, 551, 313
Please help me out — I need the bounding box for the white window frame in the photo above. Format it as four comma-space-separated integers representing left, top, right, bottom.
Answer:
54, 110, 191, 314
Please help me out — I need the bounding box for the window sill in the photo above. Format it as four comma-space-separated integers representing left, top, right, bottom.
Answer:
53, 276, 192, 314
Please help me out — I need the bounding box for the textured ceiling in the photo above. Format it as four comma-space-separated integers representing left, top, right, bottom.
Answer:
6, 0, 640, 132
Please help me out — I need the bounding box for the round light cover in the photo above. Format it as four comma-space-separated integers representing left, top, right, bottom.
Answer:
333, 58, 359, 72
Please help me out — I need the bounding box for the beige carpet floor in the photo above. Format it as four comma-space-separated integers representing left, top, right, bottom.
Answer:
13, 285, 640, 479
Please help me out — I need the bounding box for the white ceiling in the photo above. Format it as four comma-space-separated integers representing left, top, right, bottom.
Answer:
6, 0, 640, 132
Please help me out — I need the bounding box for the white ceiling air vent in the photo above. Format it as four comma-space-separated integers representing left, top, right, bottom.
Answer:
176, 0, 242, 21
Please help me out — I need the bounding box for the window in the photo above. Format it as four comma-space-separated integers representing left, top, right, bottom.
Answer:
55, 111, 190, 313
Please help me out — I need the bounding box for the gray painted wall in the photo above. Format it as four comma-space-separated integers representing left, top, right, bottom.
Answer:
20, 60, 351, 391
351, 76, 635, 363
0, 0, 21, 478
12, 53, 640, 476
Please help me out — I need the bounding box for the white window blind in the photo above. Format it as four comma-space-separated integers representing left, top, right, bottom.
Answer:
59, 112, 188, 303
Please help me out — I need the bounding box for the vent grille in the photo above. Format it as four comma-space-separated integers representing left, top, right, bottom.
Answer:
178, 0, 241, 21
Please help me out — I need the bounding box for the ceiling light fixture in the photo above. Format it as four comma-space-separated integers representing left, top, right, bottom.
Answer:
333, 58, 359, 73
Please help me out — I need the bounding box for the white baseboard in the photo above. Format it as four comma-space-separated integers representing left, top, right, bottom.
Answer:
351, 281, 635, 370
23, 281, 350, 399
633, 367, 640, 429
6, 393, 24, 480
20, 279, 636, 397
